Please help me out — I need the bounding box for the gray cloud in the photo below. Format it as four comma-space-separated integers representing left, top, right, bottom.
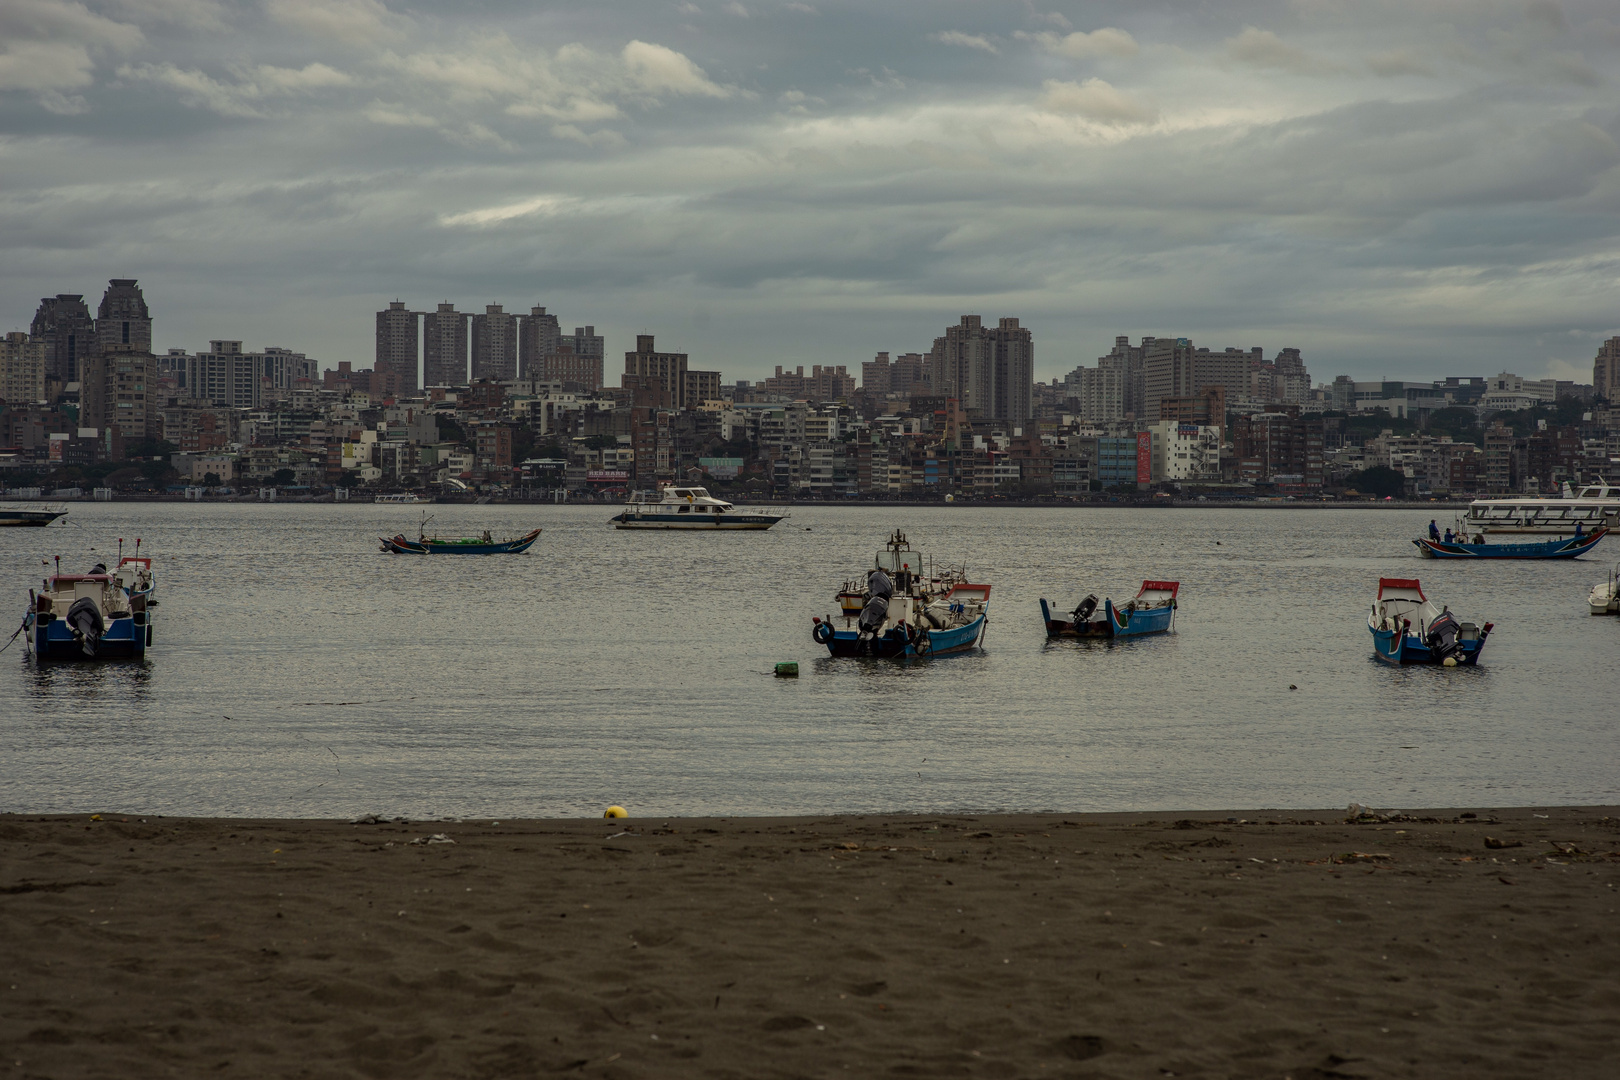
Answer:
2, 0, 1618, 384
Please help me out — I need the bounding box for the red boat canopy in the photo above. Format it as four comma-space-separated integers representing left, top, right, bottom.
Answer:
1378, 577, 1426, 601
1137, 580, 1180, 599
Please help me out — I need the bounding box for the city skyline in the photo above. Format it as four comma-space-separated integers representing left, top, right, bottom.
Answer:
2, 2, 1618, 383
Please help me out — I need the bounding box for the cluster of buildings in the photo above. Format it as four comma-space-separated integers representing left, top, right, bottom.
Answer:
3, 280, 1617, 498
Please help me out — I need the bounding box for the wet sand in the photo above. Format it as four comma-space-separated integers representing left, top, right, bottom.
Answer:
2, 807, 1617, 1079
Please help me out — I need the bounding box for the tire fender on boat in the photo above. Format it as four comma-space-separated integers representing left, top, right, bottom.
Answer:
812, 620, 833, 645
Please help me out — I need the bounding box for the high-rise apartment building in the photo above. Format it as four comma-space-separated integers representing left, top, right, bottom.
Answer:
423, 303, 469, 386
375, 301, 419, 395
862, 353, 892, 396
81, 344, 157, 443
183, 341, 261, 408
562, 325, 604, 377
624, 334, 690, 409
30, 294, 95, 382
471, 304, 517, 381
1596, 337, 1620, 402
95, 279, 153, 354
1142, 337, 1196, 421
1191, 346, 1258, 404
0, 332, 47, 406
988, 317, 1033, 427
533, 344, 604, 390
518, 306, 561, 377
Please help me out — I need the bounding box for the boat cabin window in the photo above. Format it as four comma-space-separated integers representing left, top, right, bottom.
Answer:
677, 505, 690, 513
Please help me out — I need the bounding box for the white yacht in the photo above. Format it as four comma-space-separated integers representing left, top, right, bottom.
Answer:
610, 486, 788, 530
1465, 478, 1620, 535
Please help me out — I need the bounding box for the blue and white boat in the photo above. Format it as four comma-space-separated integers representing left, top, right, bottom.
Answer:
1369, 577, 1490, 666
610, 485, 787, 530
812, 530, 990, 658
1041, 580, 1179, 638
26, 561, 152, 660
1414, 527, 1606, 559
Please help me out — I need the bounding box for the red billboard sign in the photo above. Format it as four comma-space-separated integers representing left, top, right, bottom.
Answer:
1135, 431, 1152, 484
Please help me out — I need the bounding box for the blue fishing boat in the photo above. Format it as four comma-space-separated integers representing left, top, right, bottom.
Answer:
1414, 527, 1606, 559
381, 526, 541, 554
1369, 577, 1491, 666
25, 560, 152, 660
812, 530, 990, 658
1041, 581, 1179, 638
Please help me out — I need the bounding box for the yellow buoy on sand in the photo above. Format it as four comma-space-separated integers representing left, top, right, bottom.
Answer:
604, 805, 628, 819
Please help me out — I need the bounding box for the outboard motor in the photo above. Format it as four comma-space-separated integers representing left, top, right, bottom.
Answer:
90, 563, 108, 574
1425, 610, 1461, 663
65, 596, 105, 657
1070, 594, 1099, 624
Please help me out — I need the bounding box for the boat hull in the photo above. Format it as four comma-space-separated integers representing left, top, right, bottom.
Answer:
1414, 529, 1605, 559
29, 612, 148, 660
611, 512, 784, 530
382, 529, 540, 554
1040, 597, 1174, 638
0, 510, 66, 527
1368, 623, 1485, 665
817, 613, 987, 658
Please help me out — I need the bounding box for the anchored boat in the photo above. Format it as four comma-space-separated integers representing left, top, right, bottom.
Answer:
812, 530, 990, 659
1040, 581, 1180, 638
0, 505, 67, 527
1369, 577, 1490, 666
1590, 564, 1619, 615
381, 527, 541, 554
610, 485, 787, 530
1414, 527, 1606, 559
25, 558, 153, 660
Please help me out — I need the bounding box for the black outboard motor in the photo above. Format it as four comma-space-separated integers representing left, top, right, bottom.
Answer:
66, 596, 105, 657
1070, 594, 1099, 624
856, 568, 893, 656
1426, 609, 1461, 663
90, 563, 108, 574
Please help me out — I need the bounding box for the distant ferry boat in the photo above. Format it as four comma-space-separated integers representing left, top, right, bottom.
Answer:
0, 505, 67, 527
610, 486, 787, 530
374, 493, 430, 504
1465, 479, 1620, 535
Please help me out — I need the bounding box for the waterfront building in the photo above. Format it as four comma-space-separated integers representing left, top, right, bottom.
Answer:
471, 304, 517, 382
518, 306, 561, 378
95, 279, 153, 356
30, 294, 95, 382
423, 303, 469, 387
0, 332, 48, 406
1592, 338, 1619, 401
375, 301, 419, 395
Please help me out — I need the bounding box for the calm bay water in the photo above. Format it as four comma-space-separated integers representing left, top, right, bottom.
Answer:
2, 503, 1616, 818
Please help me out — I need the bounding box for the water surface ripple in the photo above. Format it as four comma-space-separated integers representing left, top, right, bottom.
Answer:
3, 504, 1615, 817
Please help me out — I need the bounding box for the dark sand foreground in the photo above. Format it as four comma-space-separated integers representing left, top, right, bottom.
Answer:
2, 808, 1617, 1079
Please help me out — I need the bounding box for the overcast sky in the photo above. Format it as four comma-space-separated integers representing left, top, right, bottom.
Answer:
2, 1, 1617, 385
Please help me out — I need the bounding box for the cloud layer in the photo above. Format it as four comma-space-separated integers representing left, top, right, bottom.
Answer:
2, 0, 1618, 384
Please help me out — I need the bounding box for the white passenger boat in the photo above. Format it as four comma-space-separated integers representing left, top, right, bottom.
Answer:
1465, 479, 1620, 535
609, 485, 787, 530
1591, 564, 1620, 616
374, 493, 430, 504
0, 505, 67, 527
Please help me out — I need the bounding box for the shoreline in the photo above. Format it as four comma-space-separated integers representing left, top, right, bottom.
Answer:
5, 806, 1615, 1078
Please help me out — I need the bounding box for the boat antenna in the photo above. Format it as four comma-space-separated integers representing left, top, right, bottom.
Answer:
54, 555, 60, 576
135, 538, 141, 557
118, 538, 124, 562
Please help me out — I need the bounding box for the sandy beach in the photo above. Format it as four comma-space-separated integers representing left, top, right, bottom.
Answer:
2, 807, 1616, 1079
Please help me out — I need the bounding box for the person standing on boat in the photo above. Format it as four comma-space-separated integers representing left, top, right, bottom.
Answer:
857, 567, 894, 653
1429, 520, 1441, 541
1574, 521, 1584, 539
1443, 527, 1454, 543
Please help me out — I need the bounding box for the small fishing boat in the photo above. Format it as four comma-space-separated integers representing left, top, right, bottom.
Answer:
610, 485, 787, 530
1369, 578, 1490, 666
812, 530, 989, 658
0, 505, 67, 527
1040, 581, 1179, 638
25, 558, 152, 660
380, 516, 540, 554
1413, 527, 1606, 559
1590, 564, 1619, 615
